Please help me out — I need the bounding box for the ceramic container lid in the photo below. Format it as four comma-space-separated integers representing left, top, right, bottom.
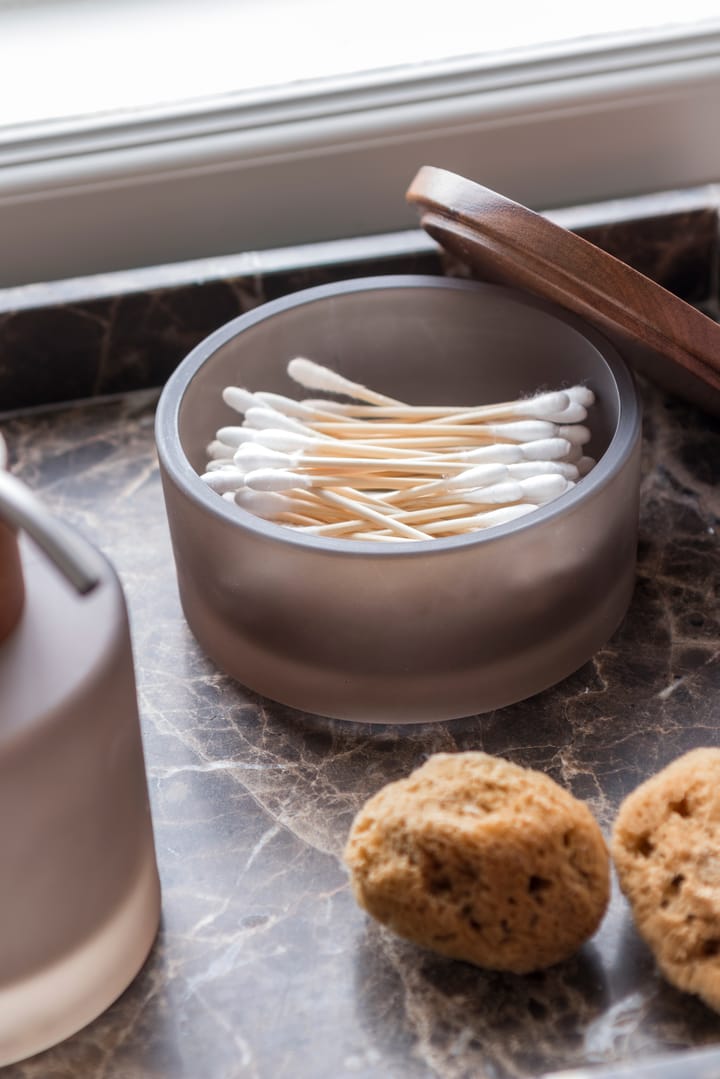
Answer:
407, 166, 720, 414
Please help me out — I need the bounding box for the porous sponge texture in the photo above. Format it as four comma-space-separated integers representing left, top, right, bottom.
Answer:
612, 747, 720, 1012
344, 752, 609, 973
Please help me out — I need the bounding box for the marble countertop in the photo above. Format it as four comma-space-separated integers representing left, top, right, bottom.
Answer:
1, 375, 718, 1079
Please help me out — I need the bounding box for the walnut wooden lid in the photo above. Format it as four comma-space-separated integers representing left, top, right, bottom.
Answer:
407, 166, 720, 414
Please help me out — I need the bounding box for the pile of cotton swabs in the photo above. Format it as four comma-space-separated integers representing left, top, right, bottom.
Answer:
200, 358, 596, 542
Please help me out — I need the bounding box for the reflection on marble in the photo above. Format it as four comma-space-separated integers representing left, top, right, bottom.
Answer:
0, 374, 718, 1078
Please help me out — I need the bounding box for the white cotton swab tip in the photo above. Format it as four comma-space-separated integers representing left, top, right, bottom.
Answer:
457, 443, 524, 464
513, 391, 570, 418
233, 444, 293, 470
443, 463, 510, 489
287, 357, 404, 406
245, 468, 313, 493
506, 460, 579, 481
252, 429, 317, 452
565, 385, 595, 408
558, 424, 591, 446
484, 420, 558, 443
207, 438, 236, 459
244, 406, 318, 436
520, 438, 572, 461
216, 426, 253, 447
201, 468, 247, 494
544, 402, 587, 424
222, 386, 258, 413
518, 474, 570, 503
233, 489, 299, 517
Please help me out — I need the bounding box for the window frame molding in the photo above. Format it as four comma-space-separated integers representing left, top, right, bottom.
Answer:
2, 22, 720, 286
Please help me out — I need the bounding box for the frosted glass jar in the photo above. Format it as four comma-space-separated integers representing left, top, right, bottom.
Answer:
156, 277, 641, 723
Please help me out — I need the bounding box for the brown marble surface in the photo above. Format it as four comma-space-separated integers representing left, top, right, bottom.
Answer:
0, 372, 718, 1079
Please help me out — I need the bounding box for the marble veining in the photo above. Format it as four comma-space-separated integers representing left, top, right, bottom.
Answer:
0, 373, 718, 1078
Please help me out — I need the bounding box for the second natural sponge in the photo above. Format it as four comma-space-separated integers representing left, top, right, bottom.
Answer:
612, 747, 720, 1012
344, 752, 609, 973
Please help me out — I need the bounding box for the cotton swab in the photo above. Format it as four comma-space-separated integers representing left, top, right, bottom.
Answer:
505, 460, 579, 480
299, 384, 595, 420
201, 468, 249, 494
207, 438, 237, 458
565, 385, 595, 407
425, 391, 571, 425
301, 419, 560, 443
287, 357, 406, 406
232, 443, 512, 481
222, 386, 259, 413
557, 424, 591, 446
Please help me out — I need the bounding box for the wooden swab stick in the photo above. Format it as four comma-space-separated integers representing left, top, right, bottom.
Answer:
330, 503, 538, 538
302, 419, 559, 443
282, 493, 530, 536
296, 500, 515, 534
217, 427, 563, 455
309, 488, 431, 540
232, 488, 374, 527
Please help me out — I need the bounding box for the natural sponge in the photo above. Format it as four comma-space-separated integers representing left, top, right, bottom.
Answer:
612, 748, 720, 1012
344, 752, 609, 973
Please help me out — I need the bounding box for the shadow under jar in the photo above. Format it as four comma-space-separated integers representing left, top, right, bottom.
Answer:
156, 276, 641, 723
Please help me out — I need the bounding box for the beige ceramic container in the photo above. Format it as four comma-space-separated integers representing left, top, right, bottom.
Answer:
156, 277, 641, 722
0, 445, 160, 1065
